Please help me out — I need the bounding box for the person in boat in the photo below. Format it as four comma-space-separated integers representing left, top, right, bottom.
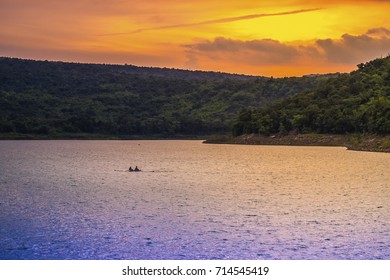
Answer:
129, 166, 134, 172
134, 166, 141, 172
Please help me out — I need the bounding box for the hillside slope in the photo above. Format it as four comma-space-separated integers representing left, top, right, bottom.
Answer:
232, 56, 390, 136
0, 57, 327, 137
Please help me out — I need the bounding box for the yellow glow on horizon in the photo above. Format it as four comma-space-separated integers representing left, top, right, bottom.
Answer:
95, 2, 390, 49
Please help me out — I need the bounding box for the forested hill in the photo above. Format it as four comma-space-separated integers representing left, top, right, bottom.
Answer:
0, 57, 257, 82
232, 56, 390, 136
0, 57, 328, 137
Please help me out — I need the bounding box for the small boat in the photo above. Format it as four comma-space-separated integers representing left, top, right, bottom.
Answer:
129, 166, 141, 172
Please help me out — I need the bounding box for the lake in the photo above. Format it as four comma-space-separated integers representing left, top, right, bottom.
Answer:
0, 140, 389, 259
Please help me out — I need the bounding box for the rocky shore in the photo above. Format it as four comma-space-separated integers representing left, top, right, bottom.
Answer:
204, 133, 390, 153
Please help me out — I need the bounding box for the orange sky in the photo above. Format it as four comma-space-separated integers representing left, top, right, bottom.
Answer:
1, 0, 390, 77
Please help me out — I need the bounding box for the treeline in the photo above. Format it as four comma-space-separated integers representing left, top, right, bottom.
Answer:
233, 56, 390, 136
0, 57, 328, 137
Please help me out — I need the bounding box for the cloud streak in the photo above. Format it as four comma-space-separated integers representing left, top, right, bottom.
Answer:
100, 8, 322, 36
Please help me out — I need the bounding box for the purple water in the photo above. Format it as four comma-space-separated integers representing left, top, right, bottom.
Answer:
0, 140, 389, 259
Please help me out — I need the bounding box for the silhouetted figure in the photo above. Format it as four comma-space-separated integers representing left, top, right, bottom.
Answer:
129, 166, 134, 172
135, 166, 141, 172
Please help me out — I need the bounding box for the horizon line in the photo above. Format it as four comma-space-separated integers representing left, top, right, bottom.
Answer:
1, 55, 352, 79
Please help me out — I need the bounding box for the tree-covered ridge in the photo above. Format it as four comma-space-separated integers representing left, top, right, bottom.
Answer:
0, 57, 327, 137
233, 56, 390, 136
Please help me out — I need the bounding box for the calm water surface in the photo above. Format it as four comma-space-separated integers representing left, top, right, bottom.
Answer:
0, 140, 389, 259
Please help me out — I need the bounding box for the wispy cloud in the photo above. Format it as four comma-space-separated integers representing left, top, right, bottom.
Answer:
317, 28, 390, 63
100, 8, 322, 36
184, 28, 390, 72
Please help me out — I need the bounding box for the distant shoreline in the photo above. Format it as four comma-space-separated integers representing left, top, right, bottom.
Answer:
0, 132, 207, 141
203, 133, 390, 153
1, 132, 389, 153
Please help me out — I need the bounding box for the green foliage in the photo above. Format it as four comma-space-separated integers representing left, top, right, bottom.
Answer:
0, 57, 326, 137
232, 56, 390, 136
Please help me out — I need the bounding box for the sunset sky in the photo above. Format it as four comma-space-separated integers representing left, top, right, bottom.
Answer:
1, 0, 390, 77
